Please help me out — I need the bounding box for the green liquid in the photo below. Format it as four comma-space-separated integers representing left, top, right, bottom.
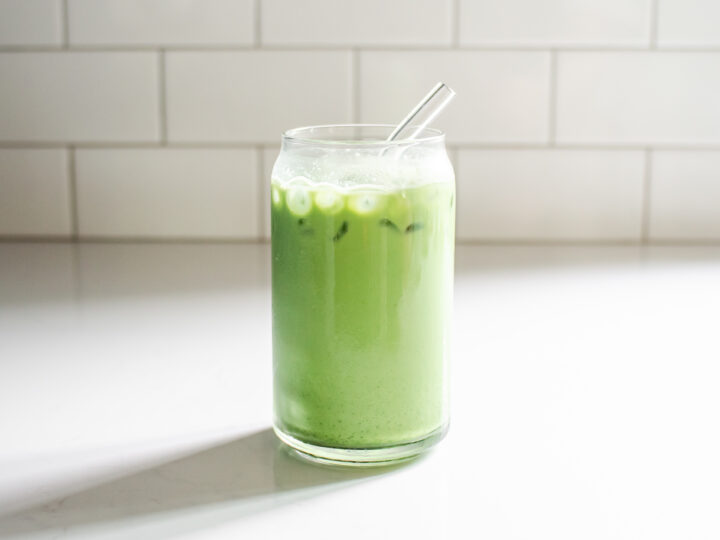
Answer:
272, 181, 454, 449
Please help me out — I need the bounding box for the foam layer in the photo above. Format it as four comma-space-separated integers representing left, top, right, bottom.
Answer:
271, 149, 454, 191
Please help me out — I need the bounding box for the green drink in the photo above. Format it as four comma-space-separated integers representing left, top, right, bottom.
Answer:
271, 125, 454, 465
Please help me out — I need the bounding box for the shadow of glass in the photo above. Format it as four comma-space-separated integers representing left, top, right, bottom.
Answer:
0, 429, 394, 537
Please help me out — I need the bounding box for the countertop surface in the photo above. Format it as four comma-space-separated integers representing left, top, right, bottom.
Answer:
1, 243, 720, 539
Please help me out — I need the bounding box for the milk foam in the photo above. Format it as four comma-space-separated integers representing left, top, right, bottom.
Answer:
271, 148, 454, 192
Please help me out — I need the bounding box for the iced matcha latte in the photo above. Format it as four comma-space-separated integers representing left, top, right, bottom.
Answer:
271, 125, 454, 464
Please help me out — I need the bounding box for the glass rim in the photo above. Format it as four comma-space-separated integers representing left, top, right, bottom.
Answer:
282, 124, 445, 147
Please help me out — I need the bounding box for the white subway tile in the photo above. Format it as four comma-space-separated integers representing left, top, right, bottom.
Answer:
262, 0, 451, 46
460, 0, 651, 47
0, 149, 70, 236
0, 0, 62, 46
658, 0, 720, 47
360, 51, 550, 144
68, 0, 254, 46
650, 152, 720, 239
556, 52, 720, 145
76, 149, 258, 239
262, 146, 280, 240
0, 52, 159, 142
456, 149, 644, 240
166, 51, 352, 143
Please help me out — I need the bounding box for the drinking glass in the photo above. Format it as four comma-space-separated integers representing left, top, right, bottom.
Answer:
271, 124, 455, 465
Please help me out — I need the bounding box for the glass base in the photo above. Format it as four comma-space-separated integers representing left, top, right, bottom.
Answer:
273, 423, 448, 467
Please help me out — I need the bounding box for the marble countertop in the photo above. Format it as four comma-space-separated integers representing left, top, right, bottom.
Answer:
1, 243, 719, 539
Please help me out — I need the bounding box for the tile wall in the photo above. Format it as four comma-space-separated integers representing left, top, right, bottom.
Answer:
1, 0, 719, 242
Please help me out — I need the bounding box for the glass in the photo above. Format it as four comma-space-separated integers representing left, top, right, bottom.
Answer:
271, 124, 455, 466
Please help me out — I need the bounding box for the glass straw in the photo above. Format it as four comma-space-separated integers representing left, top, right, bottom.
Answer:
386, 82, 456, 142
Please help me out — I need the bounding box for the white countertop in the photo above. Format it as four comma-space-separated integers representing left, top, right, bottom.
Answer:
1, 243, 720, 539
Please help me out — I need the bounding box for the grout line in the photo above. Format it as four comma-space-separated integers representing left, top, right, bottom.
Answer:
0, 142, 264, 149
452, 0, 461, 48
4, 44, 720, 53
548, 50, 557, 145
0, 45, 65, 52
2, 236, 719, 246
0, 236, 75, 243
4, 142, 720, 152
641, 149, 653, 242
250, 44, 658, 53
636, 239, 720, 246
455, 238, 646, 246
650, 0, 659, 49
61, 0, 69, 48
158, 50, 167, 144
254, 0, 262, 48
256, 145, 266, 240
0, 142, 72, 148
0, 45, 257, 53
351, 49, 360, 123
67, 146, 78, 239
454, 238, 720, 246
64, 236, 268, 245
441, 143, 720, 151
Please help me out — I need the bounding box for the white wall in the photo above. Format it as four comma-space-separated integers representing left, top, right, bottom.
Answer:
0, 0, 719, 242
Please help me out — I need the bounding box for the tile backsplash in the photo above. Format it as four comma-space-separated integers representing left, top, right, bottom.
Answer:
75, 148, 259, 239
456, 149, 645, 241
0, 0, 719, 242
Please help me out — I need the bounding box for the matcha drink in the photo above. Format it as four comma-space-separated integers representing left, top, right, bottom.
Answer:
272, 124, 455, 464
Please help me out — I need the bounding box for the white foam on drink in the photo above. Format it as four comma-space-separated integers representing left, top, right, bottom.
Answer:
271, 148, 453, 192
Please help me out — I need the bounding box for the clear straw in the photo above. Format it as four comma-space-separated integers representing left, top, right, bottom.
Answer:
386, 82, 456, 142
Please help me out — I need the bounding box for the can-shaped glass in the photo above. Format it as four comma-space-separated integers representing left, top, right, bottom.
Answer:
271, 125, 454, 465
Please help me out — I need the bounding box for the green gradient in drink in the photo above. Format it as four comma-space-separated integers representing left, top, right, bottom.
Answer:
272, 180, 454, 449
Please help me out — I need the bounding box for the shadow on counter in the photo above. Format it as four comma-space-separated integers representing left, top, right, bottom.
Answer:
0, 428, 401, 538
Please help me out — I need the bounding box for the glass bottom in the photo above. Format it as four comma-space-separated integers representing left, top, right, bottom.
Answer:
273, 423, 449, 467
